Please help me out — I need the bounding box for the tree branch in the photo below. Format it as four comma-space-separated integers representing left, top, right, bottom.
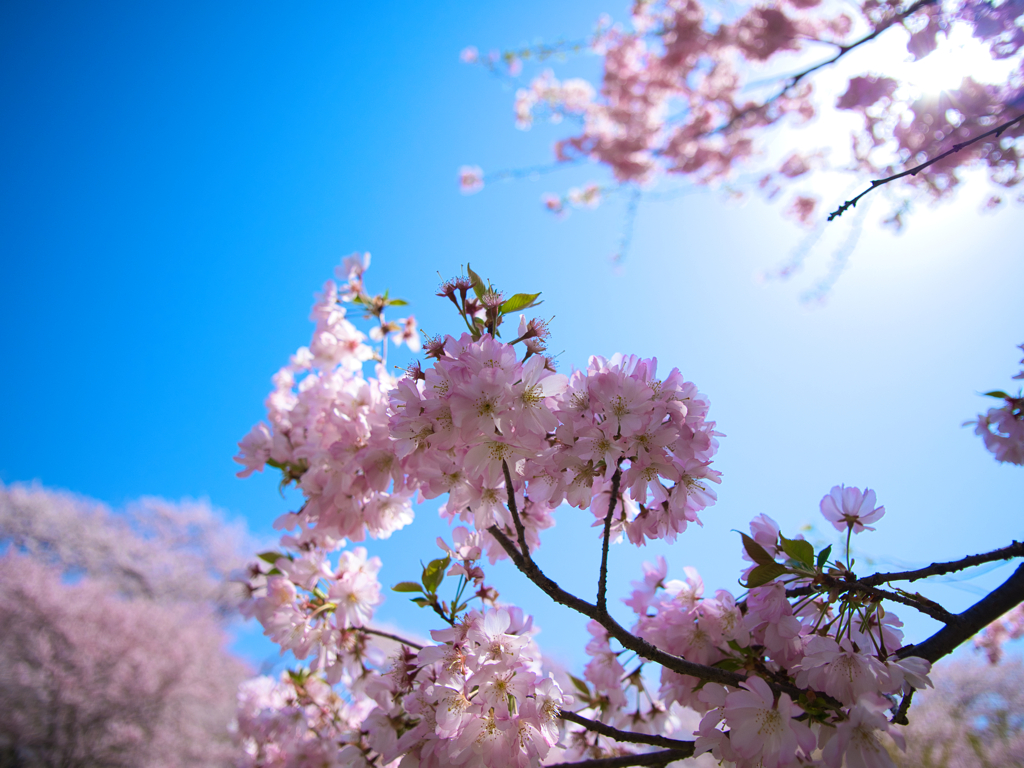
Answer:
546, 749, 696, 768
560, 710, 695, 752
859, 541, 1024, 586
829, 113, 1024, 221
486, 525, 760, 691
597, 468, 622, 613
897, 563, 1024, 663
502, 459, 530, 558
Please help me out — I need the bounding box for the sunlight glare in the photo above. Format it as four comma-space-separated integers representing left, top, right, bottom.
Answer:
886, 23, 1018, 96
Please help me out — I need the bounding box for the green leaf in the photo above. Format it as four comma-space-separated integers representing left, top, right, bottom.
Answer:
387, 298, 409, 307
392, 582, 424, 593
421, 556, 451, 594
984, 390, 1011, 399
500, 292, 543, 314
410, 597, 432, 608
466, 264, 486, 299
740, 533, 776, 566
780, 535, 814, 567
257, 551, 283, 564
742, 562, 788, 589
568, 674, 590, 696
816, 544, 833, 569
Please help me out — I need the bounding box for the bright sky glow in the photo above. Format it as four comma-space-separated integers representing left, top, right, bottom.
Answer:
882, 22, 1019, 96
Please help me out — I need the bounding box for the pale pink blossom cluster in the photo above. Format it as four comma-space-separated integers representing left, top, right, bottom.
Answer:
389, 335, 721, 554
514, 70, 595, 130
971, 343, 1024, 465
236, 672, 376, 768
234, 256, 420, 548
465, 0, 1024, 228
242, 547, 385, 686
616, 502, 933, 768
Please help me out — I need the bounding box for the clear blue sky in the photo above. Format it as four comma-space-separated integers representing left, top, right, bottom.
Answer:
2, 1, 1021, 669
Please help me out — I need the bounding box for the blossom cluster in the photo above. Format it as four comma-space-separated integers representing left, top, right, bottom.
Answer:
390, 332, 721, 554
234, 254, 419, 548
971, 342, 1024, 465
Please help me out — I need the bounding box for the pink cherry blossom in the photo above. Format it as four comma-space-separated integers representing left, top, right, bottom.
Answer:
820, 485, 886, 533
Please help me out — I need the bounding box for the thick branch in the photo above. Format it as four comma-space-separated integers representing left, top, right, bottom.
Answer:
546, 750, 696, 768
597, 468, 622, 613
560, 710, 695, 752
897, 563, 1024, 663
829, 113, 1024, 221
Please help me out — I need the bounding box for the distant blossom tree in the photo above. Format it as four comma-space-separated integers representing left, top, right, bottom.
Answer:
457, 0, 1023, 285
0, 484, 254, 768
891, 655, 1024, 766
232, 256, 1024, 768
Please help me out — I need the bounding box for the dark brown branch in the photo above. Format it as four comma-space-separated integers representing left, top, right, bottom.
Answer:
717, 0, 938, 135
859, 541, 1024, 587
486, 524, 763, 691
546, 750, 696, 768
597, 468, 622, 613
892, 689, 915, 726
359, 627, 423, 651
897, 563, 1024, 663
787, 540, 1024, 617
502, 459, 530, 557
829, 113, 1024, 221
560, 710, 695, 752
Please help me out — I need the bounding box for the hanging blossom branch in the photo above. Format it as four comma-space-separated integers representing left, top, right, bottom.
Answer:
829, 113, 1024, 220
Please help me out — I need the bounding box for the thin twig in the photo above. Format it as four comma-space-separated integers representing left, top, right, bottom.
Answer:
560, 710, 695, 752
829, 113, 1024, 220
786, 575, 957, 624
897, 563, 1024, 663
859, 541, 1024, 587
597, 468, 622, 613
546, 749, 696, 768
359, 627, 424, 651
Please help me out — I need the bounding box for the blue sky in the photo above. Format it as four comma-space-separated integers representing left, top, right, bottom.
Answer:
2, 1, 1021, 670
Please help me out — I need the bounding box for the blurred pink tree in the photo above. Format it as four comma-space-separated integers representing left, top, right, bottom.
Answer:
893, 655, 1024, 767
0, 484, 256, 767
